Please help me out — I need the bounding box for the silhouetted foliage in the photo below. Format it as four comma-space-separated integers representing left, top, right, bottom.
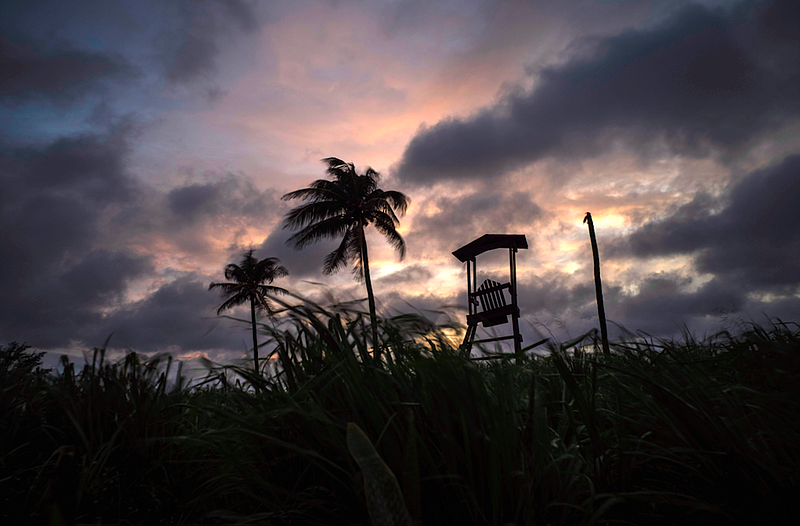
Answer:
0, 341, 47, 377
2, 317, 798, 525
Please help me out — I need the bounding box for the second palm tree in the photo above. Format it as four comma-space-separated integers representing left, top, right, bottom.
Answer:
282, 157, 409, 362
209, 249, 289, 371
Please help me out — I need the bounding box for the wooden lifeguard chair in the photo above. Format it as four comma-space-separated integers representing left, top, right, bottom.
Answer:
453, 234, 528, 357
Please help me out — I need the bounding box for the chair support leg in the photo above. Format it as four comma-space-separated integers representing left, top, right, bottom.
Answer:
460, 323, 477, 357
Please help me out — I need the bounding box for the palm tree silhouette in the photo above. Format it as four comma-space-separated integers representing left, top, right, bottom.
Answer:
209, 249, 289, 371
282, 157, 409, 361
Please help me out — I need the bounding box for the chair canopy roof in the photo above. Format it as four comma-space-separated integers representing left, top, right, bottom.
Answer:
452, 234, 528, 262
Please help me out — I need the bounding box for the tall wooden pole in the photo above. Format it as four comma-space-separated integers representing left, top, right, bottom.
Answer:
509, 247, 522, 363
584, 212, 610, 355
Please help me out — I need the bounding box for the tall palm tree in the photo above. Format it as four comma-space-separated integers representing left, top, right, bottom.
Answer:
282, 157, 409, 361
209, 249, 289, 371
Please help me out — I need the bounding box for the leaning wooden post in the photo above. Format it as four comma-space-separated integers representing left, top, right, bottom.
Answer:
584, 212, 610, 355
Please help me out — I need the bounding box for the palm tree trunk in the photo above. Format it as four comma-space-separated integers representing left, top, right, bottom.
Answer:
584, 212, 610, 355
250, 297, 260, 371
360, 221, 380, 362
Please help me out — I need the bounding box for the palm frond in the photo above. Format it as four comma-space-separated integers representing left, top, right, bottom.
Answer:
288, 216, 353, 249
363, 166, 381, 182
346, 229, 366, 281
223, 263, 247, 283
281, 181, 344, 203
324, 228, 355, 275
365, 199, 401, 226
208, 281, 243, 295
283, 201, 347, 230
322, 157, 355, 182
254, 258, 289, 282
380, 190, 409, 215
372, 214, 406, 259
257, 284, 290, 296
358, 173, 379, 195
214, 293, 249, 315
252, 287, 289, 316
321, 156, 348, 169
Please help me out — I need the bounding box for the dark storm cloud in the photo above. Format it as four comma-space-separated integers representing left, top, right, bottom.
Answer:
627, 154, 800, 290
168, 183, 221, 218
610, 276, 748, 336
0, 36, 137, 107
395, 0, 800, 184
0, 132, 137, 278
166, 173, 277, 222
0, 248, 152, 349
517, 274, 595, 316
21, 132, 137, 201
1, 0, 264, 108
55, 251, 153, 311
114, 171, 285, 257
739, 295, 800, 328
625, 275, 742, 318
0, 130, 155, 347
0, 132, 138, 298
160, 0, 261, 85
167, 36, 219, 85
407, 190, 543, 254
89, 276, 245, 353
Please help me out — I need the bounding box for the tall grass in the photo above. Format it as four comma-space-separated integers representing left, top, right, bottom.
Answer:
1, 304, 798, 525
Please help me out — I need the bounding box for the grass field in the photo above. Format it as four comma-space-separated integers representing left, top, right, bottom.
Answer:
2, 301, 798, 525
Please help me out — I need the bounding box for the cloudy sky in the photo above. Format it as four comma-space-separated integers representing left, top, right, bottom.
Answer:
2, 0, 799, 366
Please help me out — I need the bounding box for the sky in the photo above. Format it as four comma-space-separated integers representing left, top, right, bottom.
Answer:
2, 0, 799, 368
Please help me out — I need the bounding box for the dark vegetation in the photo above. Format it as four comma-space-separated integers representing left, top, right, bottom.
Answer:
2, 310, 799, 525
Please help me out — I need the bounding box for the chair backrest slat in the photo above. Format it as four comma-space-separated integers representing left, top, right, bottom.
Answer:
477, 279, 506, 314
